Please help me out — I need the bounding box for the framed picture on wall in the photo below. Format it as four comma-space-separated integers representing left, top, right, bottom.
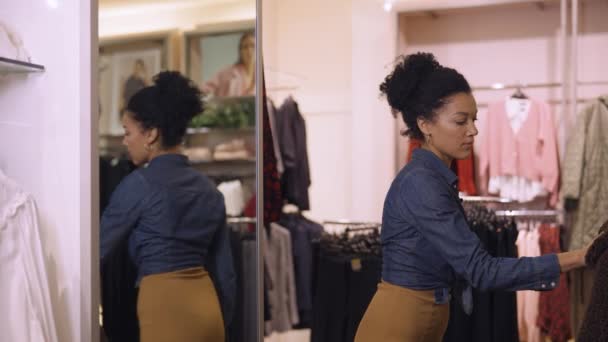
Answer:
98, 31, 176, 136
185, 20, 255, 99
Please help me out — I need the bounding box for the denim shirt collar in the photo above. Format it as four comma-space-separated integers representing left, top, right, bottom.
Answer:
411, 148, 459, 189
147, 153, 189, 168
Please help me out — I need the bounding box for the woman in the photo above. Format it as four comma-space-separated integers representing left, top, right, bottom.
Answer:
203, 31, 255, 97
355, 53, 589, 342
100, 71, 235, 342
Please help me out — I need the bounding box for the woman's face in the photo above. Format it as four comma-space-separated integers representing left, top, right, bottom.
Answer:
121, 111, 153, 166
418, 92, 478, 163
240, 35, 255, 66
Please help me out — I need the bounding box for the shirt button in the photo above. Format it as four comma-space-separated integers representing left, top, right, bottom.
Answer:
541, 284, 546, 289
551, 282, 556, 287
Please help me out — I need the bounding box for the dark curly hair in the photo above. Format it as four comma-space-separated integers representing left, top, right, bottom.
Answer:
126, 71, 203, 148
380, 52, 471, 141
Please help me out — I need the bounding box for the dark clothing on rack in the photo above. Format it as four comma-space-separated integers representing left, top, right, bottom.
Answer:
537, 224, 571, 342
311, 230, 382, 342
311, 252, 381, 342
279, 214, 324, 327
276, 97, 311, 210
99, 156, 139, 342
99, 156, 136, 214
101, 237, 140, 342
262, 84, 283, 227
100, 154, 236, 327
443, 209, 519, 342
382, 148, 560, 311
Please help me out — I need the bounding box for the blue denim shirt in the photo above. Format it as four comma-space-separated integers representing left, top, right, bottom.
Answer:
100, 154, 236, 324
382, 148, 560, 305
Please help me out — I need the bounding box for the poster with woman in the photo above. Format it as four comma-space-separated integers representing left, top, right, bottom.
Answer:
188, 26, 255, 99
99, 48, 162, 135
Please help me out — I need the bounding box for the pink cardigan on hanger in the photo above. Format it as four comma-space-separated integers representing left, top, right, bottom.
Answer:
478, 99, 560, 206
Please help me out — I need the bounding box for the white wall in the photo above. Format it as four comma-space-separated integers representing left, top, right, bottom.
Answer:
0, 1, 96, 342
262, 0, 355, 223
350, 1, 398, 222
262, 0, 397, 224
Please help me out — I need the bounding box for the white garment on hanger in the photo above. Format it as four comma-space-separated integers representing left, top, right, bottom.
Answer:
217, 180, 245, 217
505, 98, 531, 134
0, 169, 59, 342
488, 176, 548, 203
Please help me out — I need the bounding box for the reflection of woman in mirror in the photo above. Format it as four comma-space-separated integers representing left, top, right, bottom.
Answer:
121, 59, 149, 110
354, 53, 591, 342
101, 71, 235, 342
202, 31, 255, 97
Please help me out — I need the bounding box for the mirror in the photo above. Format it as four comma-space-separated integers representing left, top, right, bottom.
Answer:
97, 1, 258, 341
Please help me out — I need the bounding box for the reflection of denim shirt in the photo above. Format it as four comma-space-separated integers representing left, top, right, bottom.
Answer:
100, 154, 235, 324
381, 149, 560, 305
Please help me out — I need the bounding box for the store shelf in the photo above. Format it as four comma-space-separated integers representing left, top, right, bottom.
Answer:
187, 127, 255, 135
0, 56, 44, 74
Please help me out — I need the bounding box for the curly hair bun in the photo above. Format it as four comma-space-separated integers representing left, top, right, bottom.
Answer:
380, 53, 440, 116
380, 52, 470, 140
154, 71, 203, 124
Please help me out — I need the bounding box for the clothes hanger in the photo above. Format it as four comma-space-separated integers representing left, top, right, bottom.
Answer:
511, 84, 529, 99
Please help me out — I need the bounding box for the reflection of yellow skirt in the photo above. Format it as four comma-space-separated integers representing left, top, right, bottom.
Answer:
137, 267, 225, 342
355, 281, 450, 342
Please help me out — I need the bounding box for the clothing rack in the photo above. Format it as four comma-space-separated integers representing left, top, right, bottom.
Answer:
323, 220, 382, 227
472, 80, 608, 91
460, 195, 515, 204
494, 210, 562, 218
344, 225, 381, 233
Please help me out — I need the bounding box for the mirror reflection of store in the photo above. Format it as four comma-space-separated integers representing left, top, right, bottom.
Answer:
98, 1, 258, 342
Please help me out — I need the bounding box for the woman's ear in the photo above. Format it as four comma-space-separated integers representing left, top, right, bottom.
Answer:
145, 127, 160, 147
417, 116, 431, 137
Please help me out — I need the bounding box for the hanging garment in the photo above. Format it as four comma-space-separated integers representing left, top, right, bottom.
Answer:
99, 157, 139, 342
218, 180, 246, 217
443, 206, 520, 342
279, 214, 324, 328
262, 80, 283, 226
276, 96, 311, 210
267, 99, 285, 175
516, 225, 542, 342
0, 170, 59, 342
536, 224, 571, 342
577, 231, 608, 342
263, 223, 299, 334
311, 231, 382, 342
478, 98, 559, 205
406, 138, 477, 195
562, 96, 608, 251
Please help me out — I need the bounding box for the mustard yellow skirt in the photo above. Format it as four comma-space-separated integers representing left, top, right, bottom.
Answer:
355, 281, 450, 342
137, 267, 225, 342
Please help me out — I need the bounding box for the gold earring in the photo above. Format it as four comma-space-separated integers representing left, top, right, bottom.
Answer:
144, 144, 151, 151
